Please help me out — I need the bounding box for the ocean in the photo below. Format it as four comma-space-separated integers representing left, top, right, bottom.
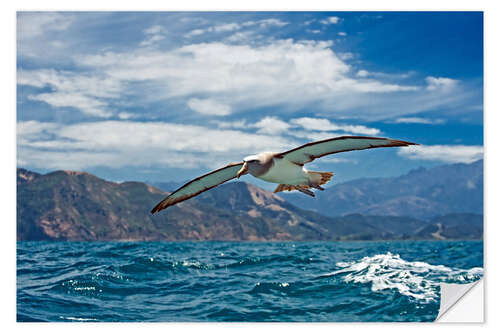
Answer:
17, 240, 483, 322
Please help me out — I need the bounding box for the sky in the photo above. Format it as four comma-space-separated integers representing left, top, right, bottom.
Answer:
16, 11, 484, 189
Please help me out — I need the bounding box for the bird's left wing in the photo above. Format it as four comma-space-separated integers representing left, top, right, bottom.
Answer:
276, 136, 417, 165
151, 162, 245, 214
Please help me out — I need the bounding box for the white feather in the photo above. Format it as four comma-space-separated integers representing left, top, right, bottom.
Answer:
256, 158, 308, 185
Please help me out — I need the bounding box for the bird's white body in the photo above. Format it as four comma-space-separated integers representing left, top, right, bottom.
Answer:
256, 157, 309, 186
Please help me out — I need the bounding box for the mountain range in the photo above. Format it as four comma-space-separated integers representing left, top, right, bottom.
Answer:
17, 161, 483, 241
277, 159, 483, 219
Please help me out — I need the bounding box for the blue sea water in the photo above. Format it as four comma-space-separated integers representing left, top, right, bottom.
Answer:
17, 240, 483, 322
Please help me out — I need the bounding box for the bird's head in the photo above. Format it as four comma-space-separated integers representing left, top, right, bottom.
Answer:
243, 155, 260, 163
237, 155, 261, 178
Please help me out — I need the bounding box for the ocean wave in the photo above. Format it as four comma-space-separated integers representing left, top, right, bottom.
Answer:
322, 252, 483, 302
18, 241, 483, 322
224, 254, 315, 270
249, 281, 293, 295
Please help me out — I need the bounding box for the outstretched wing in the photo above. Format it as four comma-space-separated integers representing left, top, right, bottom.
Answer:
151, 162, 245, 214
276, 136, 417, 165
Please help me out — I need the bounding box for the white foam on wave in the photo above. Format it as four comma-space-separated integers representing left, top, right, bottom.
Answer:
324, 252, 483, 302
59, 316, 97, 321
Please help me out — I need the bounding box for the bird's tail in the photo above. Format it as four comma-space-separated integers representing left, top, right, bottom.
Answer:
273, 171, 333, 197
273, 184, 315, 197
307, 171, 334, 188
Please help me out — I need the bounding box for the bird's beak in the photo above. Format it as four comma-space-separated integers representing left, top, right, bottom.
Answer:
237, 162, 248, 178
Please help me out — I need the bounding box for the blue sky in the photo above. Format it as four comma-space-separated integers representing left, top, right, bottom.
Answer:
16, 11, 483, 188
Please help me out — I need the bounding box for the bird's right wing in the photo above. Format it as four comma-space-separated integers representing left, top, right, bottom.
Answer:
276, 136, 417, 165
151, 162, 245, 214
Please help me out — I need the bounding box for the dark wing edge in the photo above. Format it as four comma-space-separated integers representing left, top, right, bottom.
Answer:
151, 162, 245, 214
275, 136, 419, 165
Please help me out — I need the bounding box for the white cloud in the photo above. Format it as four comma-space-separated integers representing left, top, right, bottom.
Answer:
17, 12, 74, 39
18, 69, 121, 98
338, 32, 347, 36
290, 117, 381, 135
394, 117, 445, 125
254, 116, 290, 134
77, 39, 416, 115
17, 120, 296, 170
255, 18, 289, 28
17, 120, 59, 142
187, 23, 242, 37
214, 23, 241, 32
341, 79, 418, 93
426, 76, 458, 91
337, 125, 380, 136
29, 92, 112, 118
50, 40, 64, 48
140, 34, 165, 47
240, 18, 289, 29
18, 117, 386, 171
17, 12, 78, 60
356, 70, 414, 80
18, 69, 120, 117
118, 112, 139, 120
213, 120, 248, 129
291, 117, 335, 131
398, 145, 483, 164
19, 32, 467, 122
187, 98, 232, 116
288, 130, 347, 141
338, 52, 354, 60
356, 70, 370, 77
140, 25, 167, 47
185, 19, 288, 38
144, 25, 164, 35
225, 31, 257, 43
320, 16, 341, 25
214, 116, 378, 139
185, 28, 206, 37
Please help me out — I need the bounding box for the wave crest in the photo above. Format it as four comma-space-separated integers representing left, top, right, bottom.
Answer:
325, 252, 483, 302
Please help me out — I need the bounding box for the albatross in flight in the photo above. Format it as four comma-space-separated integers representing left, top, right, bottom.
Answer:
151, 136, 417, 214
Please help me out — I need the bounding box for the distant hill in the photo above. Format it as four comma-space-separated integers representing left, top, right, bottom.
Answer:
280, 160, 483, 219
17, 168, 482, 241
148, 181, 182, 192
414, 213, 483, 240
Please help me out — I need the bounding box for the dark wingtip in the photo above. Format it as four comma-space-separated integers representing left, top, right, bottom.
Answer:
395, 139, 419, 146
150, 203, 162, 215
151, 197, 174, 214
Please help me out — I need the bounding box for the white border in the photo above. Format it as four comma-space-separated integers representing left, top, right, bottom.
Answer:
4, 1, 498, 332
